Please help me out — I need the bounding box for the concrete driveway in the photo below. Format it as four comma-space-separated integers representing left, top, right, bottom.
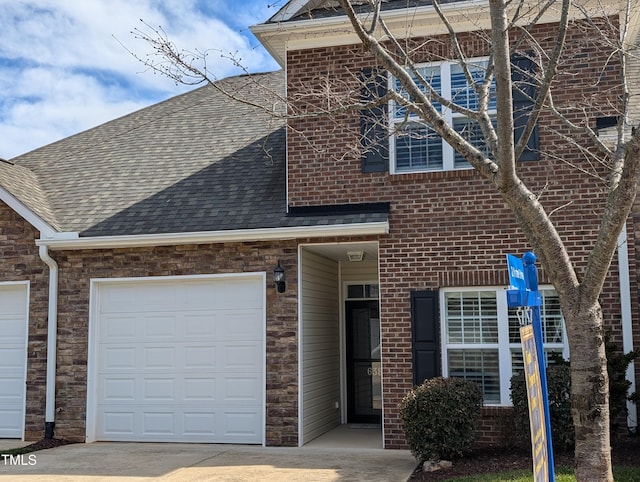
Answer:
0, 442, 417, 481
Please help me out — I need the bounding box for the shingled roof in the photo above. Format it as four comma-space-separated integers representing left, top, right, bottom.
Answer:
0, 70, 388, 238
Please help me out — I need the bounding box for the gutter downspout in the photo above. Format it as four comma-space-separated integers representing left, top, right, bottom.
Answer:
39, 245, 58, 439
617, 225, 637, 432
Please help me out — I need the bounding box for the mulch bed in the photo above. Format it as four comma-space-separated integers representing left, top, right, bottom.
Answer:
408, 436, 640, 481
1, 438, 74, 456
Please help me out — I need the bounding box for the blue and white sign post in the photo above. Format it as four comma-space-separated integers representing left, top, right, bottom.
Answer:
506, 252, 555, 482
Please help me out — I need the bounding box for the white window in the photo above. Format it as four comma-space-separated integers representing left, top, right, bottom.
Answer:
441, 287, 568, 405
390, 59, 496, 173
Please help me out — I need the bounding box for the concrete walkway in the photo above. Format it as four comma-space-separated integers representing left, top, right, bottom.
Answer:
0, 441, 417, 481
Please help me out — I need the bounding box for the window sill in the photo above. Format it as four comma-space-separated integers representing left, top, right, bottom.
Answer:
388, 168, 479, 182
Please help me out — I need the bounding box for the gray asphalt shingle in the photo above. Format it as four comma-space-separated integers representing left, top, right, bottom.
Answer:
1, 70, 388, 237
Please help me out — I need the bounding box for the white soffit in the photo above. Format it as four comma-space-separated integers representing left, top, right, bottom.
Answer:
37, 222, 389, 251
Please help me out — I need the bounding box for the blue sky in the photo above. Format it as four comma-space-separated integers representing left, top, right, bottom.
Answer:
0, 0, 282, 159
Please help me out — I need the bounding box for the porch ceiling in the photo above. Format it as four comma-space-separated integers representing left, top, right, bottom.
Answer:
302, 242, 378, 263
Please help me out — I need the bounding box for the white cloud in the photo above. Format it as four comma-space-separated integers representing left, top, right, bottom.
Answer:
0, 0, 279, 159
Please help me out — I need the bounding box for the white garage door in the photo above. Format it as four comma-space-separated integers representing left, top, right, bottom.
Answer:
92, 275, 265, 444
0, 283, 28, 439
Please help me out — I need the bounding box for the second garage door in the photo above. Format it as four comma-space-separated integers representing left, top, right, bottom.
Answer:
0, 283, 28, 439
90, 275, 265, 444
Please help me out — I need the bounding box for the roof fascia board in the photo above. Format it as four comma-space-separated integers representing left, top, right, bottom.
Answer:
0, 186, 69, 240
252, 0, 633, 67
36, 222, 389, 251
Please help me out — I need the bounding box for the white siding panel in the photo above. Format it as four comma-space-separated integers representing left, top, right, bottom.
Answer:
301, 251, 341, 444
341, 260, 378, 284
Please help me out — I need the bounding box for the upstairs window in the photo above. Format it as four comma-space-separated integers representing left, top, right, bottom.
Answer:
389, 59, 496, 173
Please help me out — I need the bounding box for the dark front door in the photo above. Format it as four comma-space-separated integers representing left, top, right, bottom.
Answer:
346, 300, 382, 424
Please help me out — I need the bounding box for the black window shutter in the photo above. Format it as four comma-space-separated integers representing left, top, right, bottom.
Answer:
411, 290, 441, 385
511, 55, 539, 161
360, 68, 389, 173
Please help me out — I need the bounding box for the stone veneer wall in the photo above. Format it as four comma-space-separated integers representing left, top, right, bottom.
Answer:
0, 201, 49, 441
45, 241, 299, 445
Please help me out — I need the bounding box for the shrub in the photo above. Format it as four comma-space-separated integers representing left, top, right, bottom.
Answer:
511, 336, 639, 449
399, 377, 483, 462
511, 360, 574, 451
605, 335, 639, 433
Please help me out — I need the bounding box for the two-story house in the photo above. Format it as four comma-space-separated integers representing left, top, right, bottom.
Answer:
0, 0, 637, 450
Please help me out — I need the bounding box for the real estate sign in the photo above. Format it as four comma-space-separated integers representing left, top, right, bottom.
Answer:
506, 252, 554, 481
521, 324, 549, 482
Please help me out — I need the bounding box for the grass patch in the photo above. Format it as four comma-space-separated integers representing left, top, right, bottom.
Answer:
436, 466, 640, 482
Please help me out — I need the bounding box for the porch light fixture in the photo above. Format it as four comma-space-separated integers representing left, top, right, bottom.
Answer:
274, 261, 286, 293
347, 250, 364, 262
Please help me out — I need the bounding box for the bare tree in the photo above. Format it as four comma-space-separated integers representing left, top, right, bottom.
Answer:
132, 1, 640, 479
341, 1, 640, 480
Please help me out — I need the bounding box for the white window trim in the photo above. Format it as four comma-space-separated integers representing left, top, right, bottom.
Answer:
389, 57, 495, 175
440, 286, 568, 406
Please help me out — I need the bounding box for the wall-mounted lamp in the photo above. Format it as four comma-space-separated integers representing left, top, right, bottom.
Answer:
273, 261, 286, 293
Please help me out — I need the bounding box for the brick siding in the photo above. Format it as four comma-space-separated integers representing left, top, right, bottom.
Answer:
286, 17, 638, 449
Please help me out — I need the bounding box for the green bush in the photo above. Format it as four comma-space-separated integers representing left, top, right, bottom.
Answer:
399, 377, 483, 462
605, 335, 639, 433
511, 360, 574, 451
511, 337, 639, 449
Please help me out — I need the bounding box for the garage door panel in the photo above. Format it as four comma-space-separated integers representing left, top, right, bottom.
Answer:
0, 285, 28, 314
101, 346, 136, 371
184, 345, 216, 369
102, 377, 136, 401
222, 409, 262, 441
98, 405, 261, 443
143, 378, 176, 401
94, 276, 264, 443
101, 283, 179, 313
0, 318, 27, 341
217, 311, 263, 340
184, 412, 215, 435
143, 315, 177, 338
100, 411, 135, 436
0, 376, 24, 402
0, 409, 26, 437
224, 376, 262, 401
143, 347, 176, 369
104, 317, 136, 339
184, 280, 262, 311
183, 314, 217, 337
222, 343, 262, 371
100, 342, 263, 373
184, 377, 216, 400
100, 374, 261, 404
0, 347, 27, 371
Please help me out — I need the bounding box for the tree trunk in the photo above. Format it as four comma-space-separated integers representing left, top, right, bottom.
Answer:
564, 301, 613, 481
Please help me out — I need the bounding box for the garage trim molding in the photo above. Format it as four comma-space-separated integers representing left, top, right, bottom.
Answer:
85, 272, 267, 444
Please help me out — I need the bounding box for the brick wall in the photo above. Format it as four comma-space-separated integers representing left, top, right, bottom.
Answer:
286, 18, 636, 449
47, 241, 299, 445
